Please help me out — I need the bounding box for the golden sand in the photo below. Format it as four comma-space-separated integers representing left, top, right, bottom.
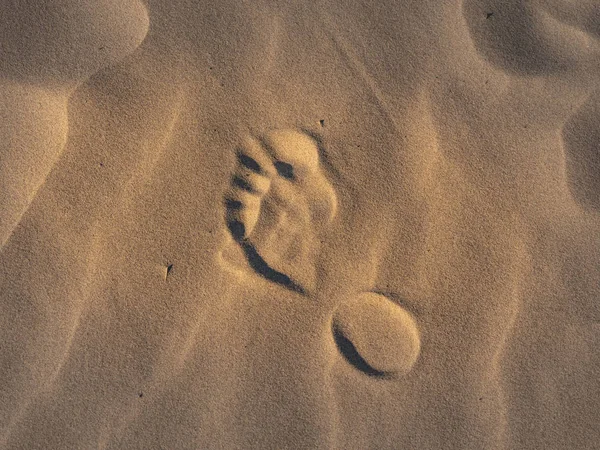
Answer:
1, 1, 599, 448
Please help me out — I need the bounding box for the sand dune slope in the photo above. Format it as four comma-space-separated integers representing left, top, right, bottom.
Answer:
0, 0, 149, 247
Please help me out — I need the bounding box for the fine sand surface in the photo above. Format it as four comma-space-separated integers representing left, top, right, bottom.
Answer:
1, 1, 599, 449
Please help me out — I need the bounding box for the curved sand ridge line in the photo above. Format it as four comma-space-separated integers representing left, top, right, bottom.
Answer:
462, 0, 600, 76
0, 0, 149, 443
0, 0, 150, 250
562, 94, 600, 212
462, 0, 600, 212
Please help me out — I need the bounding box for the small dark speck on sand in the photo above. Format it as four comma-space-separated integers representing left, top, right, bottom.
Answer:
486, 12, 494, 19
164, 264, 174, 281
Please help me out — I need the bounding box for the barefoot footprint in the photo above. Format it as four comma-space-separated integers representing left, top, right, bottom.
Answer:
221, 130, 420, 377
332, 292, 421, 378
222, 129, 338, 295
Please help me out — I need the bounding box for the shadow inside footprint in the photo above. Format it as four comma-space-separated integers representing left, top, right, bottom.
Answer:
226, 218, 246, 241
273, 161, 295, 180
331, 292, 421, 378
223, 129, 338, 296
240, 241, 306, 295
226, 208, 306, 294
237, 152, 262, 173
332, 325, 389, 379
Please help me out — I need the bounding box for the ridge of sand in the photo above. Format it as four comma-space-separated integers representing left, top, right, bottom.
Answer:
0, 0, 149, 249
0, 0, 149, 444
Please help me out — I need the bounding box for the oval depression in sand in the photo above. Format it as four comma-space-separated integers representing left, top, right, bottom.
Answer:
332, 292, 421, 378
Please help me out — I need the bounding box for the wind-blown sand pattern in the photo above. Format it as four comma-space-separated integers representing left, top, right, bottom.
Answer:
1, 1, 599, 449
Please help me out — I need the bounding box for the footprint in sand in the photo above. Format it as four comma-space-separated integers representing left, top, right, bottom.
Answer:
221, 130, 420, 377
222, 129, 338, 294
332, 292, 421, 378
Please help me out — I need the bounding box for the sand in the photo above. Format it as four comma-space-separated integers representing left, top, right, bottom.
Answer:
1, 1, 599, 448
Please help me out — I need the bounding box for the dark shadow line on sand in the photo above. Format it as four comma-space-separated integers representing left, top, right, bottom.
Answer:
332, 324, 391, 379
240, 241, 306, 295
227, 219, 306, 295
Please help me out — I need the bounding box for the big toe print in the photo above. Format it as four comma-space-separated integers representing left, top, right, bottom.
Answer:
223, 129, 338, 295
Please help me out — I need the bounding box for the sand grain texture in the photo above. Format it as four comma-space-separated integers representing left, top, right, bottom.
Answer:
1, 0, 599, 449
